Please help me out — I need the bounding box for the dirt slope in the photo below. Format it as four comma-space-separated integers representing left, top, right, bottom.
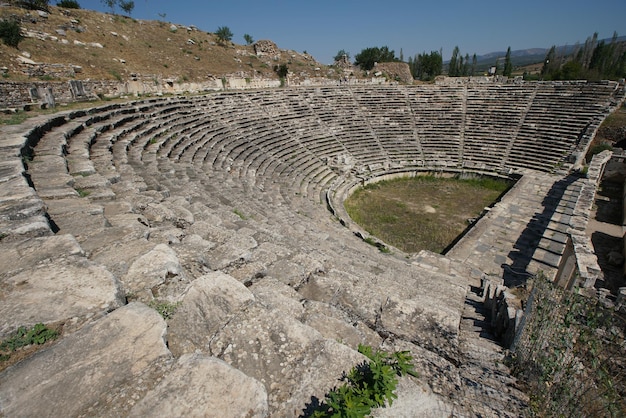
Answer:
0, 4, 331, 82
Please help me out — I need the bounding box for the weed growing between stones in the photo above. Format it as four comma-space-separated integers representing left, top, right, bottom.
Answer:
363, 237, 391, 253
0, 323, 58, 363
305, 344, 418, 417
148, 300, 181, 320
233, 208, 247, 220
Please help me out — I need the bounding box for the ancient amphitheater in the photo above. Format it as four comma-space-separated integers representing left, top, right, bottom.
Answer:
0, 81, 624, 417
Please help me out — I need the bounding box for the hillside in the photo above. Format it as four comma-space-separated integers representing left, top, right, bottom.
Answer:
0, 4, 332, 82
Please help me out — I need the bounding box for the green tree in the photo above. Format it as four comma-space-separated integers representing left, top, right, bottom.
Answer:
462, 53, 470, 76
119, 0, 133, 15
274, 63, 288, 78
334, 49, 350, 62
243, 33, 253, 45
14, 0, 49, 10
409, 50, 442, 81
57, 0, 80, 8
448, 46, 460, 76
541, 45, 558, 79
354, 46, 396, 71
0, 19, 23, 48
503, 47, 513, 77
471, 53, 477, 76
215, 26, 233, 45
561, 60, 583, 79
541, 32, 625, 81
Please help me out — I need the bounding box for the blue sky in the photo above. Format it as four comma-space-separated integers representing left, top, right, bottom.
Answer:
80, 0, 625, 64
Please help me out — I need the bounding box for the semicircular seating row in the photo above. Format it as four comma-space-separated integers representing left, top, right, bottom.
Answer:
8, 82, 623, 242
0, 82, 622, 416
174, 82, 617, 185
138, 83, 620, 199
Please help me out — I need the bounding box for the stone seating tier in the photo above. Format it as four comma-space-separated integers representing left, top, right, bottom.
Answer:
1, 82, 623, 417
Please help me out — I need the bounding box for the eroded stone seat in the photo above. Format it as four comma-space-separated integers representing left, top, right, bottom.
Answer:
1, 81, 623, 417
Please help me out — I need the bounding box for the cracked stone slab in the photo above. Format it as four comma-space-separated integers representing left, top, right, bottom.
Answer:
208, 302, 366, 416
0, 254, 124, 338
167, 271, 255, 356
129, 354, 269, 417
0, 303, 170, 417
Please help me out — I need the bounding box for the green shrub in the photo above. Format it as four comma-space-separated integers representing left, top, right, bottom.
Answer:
0, 323, 58, 362
0, 19, 23, 48
310, 345, 418, 417
109, 70, 123, 81
57, 0, 80, 8
586, 142, 613, 162
14, 0, 49, 11
148, 300, 181, 320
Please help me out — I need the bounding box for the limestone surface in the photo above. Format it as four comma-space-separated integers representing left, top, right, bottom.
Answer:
1, 83, 621, 417
0, 303, 170, 417
128, 354, 269, 418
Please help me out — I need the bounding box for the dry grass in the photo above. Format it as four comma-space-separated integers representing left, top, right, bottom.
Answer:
344, 175, 510, 254
0, 5, 328, 82
600, 102, 626, 129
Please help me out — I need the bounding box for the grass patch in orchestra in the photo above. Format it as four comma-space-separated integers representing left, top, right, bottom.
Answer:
344, 175, 511, 254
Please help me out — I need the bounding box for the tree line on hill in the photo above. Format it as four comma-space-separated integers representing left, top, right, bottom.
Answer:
540, 32, 626, 81
334, 46, 513, 81
337, 31, 624, 82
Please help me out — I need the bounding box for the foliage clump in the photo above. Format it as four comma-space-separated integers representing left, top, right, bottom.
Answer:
148, 299, 181, 320
101, 0, 134, 16
274, 63, 288, 79
354, 46, 397, 71
541, 31, 626, 81
0, 323, 59, 362
11, 0, 49, 11
0, 19, 24, 48
408, 50, 443, 81
215, 26, 233, 45
309, 345, 418, 417
57, 0, 80, 8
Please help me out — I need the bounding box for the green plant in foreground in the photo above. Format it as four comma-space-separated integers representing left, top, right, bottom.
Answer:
310, 345, 418, 417
0, 323, 58, 362
148, 300, 181, 320
233, 208, 247, 220
76, 188, 90, 197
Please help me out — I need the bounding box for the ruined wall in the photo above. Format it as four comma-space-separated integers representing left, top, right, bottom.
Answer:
0, 80, 94, 107
1, 76, 400, 109
373, 62, 413, 84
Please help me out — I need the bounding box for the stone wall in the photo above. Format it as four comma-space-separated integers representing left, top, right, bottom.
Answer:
1, 76, 403, 109
253, 40, 280, 58
0, 80, 95, 108
568, 150, 612, 289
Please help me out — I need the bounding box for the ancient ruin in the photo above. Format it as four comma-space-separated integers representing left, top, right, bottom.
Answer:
0, 81, 624, 416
